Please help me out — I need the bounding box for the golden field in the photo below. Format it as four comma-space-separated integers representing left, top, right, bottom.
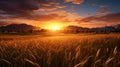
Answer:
0, 34, 120, 67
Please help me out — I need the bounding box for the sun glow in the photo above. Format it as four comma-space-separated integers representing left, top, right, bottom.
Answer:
50, 25, 61, 31
44, 22, 64, 31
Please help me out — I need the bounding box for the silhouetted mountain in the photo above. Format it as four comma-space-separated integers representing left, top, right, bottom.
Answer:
64, 25, 89, 33
0, 23, 120, 34
90, 26, 116, 33
114, 24, 120, 32
64, 24, 120, 33
0, 24, 40, 33
115, 24, 120, 28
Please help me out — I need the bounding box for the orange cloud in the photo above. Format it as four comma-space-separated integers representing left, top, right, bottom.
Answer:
80, 13, 120, 23
75, 13, 120, 27
65, 0, 84, 4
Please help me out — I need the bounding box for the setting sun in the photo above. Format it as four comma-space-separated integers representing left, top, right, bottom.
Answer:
50, 25, 61, 31
44, 23, 64, 31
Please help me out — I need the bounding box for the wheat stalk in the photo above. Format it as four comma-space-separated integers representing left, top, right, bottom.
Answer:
95, 48, 101, 58
24, 59, 40, 67
0, 58, 11, 65
105, 57, 114, 67
113, 46, 117, 56
74, 56, 92, 67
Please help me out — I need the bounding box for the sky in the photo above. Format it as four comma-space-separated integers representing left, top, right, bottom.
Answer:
0, 0, 120, 28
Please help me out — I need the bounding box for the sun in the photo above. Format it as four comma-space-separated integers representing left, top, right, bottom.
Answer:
50, 25, 61, 31
44, 23, 64, 31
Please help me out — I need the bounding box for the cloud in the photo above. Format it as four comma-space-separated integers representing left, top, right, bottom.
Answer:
0, 0, 81, 23
30, 14, 66, 21
79, 13, 120, 23
95, 5, 110, 16
96, 9, 109, 16
0, 0, 38, 16
65, 0, 84, 4
0, 20, 21, 26
0, 12, 67, 24
0, 0, 65, 19
73, 13, 120, 27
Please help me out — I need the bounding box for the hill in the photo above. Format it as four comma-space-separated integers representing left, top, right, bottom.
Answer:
63, 24, 120, 33
0, 24, 40, 33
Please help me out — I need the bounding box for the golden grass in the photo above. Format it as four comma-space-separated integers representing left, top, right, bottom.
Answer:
0, 34, 120, 67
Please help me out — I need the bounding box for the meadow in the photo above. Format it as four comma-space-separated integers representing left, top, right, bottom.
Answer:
0, 34, 120, 67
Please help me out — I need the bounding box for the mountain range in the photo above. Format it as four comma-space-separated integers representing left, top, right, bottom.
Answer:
0, 24, 120, 33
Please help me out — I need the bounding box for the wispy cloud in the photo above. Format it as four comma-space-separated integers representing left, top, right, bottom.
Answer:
0, 0, 65, 19
64, 0, 84, 4
80, 13, 120, 23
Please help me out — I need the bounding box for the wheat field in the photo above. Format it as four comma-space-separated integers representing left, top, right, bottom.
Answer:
0, 34, 120, 67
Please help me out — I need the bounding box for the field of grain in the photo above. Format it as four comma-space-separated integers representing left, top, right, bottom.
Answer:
0, 34, 120, 67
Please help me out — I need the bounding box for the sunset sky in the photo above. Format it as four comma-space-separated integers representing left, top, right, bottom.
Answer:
0, 0, 120, 28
